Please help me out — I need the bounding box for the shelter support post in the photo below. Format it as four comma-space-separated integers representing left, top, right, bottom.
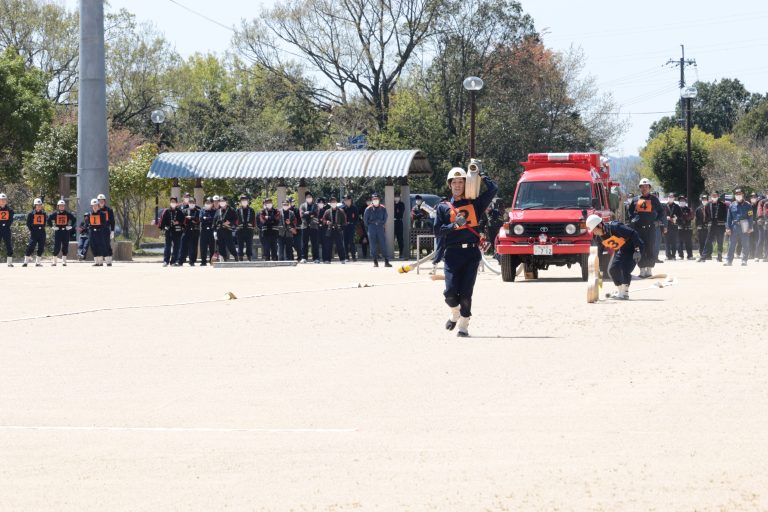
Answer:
298, 178, 307, 204
385, 178, 394, 259
171, 178, 180, 201
194, 178, 204, 205
277, 181, 287, 207
400, 178, 411, 259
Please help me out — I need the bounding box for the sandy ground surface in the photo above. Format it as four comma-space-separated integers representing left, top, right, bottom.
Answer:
1, 255, 767, 511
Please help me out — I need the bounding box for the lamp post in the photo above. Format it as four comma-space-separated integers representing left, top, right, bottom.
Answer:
151, 109, 165, 223
462, 76, 484, 159
681, 86, 697, 205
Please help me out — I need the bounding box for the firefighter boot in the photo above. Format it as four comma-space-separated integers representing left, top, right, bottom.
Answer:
106, 256, 113, 266
445, 306, 460, 331
7, 256, 13, 267
35, 256, 42, 267
457, 316, 470, 337
22, 256, 29, 267
62, 256, 67, 267
51, 257, 57, 266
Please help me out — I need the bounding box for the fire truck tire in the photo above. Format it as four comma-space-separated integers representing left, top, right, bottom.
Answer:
500, 254, 517, 282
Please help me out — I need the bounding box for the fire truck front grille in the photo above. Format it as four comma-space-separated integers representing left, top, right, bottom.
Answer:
521, 223, 569, 236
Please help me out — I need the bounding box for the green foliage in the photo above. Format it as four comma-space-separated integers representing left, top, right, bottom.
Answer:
23, 120, 77, 200
0, 46, 52, 183
109, 143, 167, 247
733, 99, 768, 141
640, 126, 725, 198
703, 137, 768, 194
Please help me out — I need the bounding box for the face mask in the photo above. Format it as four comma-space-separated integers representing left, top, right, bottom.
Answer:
220, 202, 227, 208
306, 198, 313, 204
416, 200, 422, 205
282, 206, 289, 211
701, 200, 708, 206
330, 203, 338, 209
394, 197, 400, 203
189, 204, 196, 209
170, 203, 177, 208
241, 201, 248, 207
345, 201, 352, 206
204, 204, 212, 210
736, 195, 744, 202
318, 203, 325, 209
679, 202, 687, 208
711, 198, 718, 203
667, 199, 674, 204
751, 198, 758, 204
265, 203, 273, 209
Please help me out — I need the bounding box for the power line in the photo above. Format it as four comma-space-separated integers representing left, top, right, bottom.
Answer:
165, 0, 235, 33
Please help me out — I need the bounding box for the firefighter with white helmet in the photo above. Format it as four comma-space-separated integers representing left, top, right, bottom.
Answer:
97, 193, 115, 266
627, 178, 665, 278
23, 198, 47, 267
48, 199, 76, 266
0, 192, 14, 266
86, 198, 109, 266
587, 214, 644, 300
434, 165, 498, 337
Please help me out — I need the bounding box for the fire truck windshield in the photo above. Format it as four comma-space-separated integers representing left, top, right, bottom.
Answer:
514, 181, 593, 210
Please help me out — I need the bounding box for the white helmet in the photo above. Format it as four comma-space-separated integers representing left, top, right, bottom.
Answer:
90, 198, 99, 206
33, 198, 42, 205
0, 193, 7, 200
586, 214, 603, 233
57, 199, 66, 206
212, 195, 221, 201
638, 178, 652, 188
97, 193, 106, 200
446, 167, 467, 185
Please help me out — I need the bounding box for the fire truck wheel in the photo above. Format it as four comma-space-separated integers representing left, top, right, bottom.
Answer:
500, 254, 518, 282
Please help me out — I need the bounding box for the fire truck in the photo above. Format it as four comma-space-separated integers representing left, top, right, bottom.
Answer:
496, 152, 619, 282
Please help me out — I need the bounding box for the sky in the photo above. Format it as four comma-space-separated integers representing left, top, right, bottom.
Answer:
61, 0, 768, 157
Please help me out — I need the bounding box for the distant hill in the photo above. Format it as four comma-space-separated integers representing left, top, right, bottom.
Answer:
606, 155, 641, 191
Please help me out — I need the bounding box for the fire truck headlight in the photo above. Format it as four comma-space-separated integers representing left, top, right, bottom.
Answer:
565, 223, 577, 235
512, 224, 525, 235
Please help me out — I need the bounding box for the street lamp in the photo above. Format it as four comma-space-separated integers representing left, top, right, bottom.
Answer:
681, 86, 697, 206
463, 76, 484, 159
151, 109, 165, 223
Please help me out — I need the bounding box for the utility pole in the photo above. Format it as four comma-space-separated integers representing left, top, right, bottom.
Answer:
665, 45, 696, 126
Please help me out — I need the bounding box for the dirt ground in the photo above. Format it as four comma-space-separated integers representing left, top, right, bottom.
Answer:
1, 256, 766, 511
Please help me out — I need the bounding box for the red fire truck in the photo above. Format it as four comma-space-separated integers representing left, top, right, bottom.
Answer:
496, 152, 618, 282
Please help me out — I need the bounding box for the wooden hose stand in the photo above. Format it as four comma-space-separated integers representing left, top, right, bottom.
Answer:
586, 246, 602, 303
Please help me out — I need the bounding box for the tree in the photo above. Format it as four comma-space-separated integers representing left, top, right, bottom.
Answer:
703, 137, 768, 194
0, 46, 52, 183
109, 143, 166, 247
22, 117, 77, 201
236, 0, 444, 130
0, 0, 79, 103
105, 9, 179, 135
733, 98, 768, 141
640, 126, 729, 199
648, 78, 760, 140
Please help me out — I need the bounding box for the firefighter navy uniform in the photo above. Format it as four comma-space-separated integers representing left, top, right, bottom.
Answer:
598, 221, 644, 287
0, 202, 14, 265
199, 203, 217, 266
48, 208, 76, 264
25, 207, 48, 265
86, 208, 109, 265
627, 192, 664, 272
434, 174, 498, 335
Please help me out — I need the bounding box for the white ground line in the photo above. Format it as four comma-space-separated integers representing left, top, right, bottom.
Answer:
0, 425, 357, 433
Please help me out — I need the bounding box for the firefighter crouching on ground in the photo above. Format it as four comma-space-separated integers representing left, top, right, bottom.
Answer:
586, 215, 644, 300
434, 166, 498, 337
48, 199, 76, 266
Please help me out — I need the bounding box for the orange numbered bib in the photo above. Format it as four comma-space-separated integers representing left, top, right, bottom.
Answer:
0, 211, 8, 221
602, 235, 626, 251
56, 214, 69, 226
89, 214, 102, 226
636, 198, 653, 213
449, 204, 478, 230
33, 214, 46, 225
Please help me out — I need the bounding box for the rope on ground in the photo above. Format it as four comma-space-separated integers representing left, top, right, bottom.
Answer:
0, 279, 427, 324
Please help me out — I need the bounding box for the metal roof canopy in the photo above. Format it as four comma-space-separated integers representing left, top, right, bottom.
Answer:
147, 150, 432, 180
